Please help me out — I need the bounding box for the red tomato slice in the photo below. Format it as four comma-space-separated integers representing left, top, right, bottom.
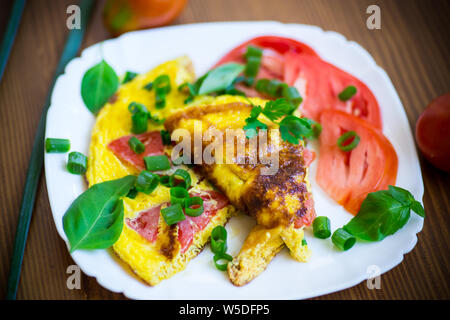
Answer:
214, 35, 318, 67
108, 131, 164, 171
294, 194, 316, 228
284, 52, 382, 129
126, 204, 162, 242
177, 190, 229, 253
316, 110, 397, 215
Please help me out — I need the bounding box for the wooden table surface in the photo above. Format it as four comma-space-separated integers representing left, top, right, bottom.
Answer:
0, 0, 449, 300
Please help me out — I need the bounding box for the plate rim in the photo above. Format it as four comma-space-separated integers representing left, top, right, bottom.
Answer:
44, 20, 424, 300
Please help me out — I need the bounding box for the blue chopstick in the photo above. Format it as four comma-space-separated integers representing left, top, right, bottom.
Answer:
6, 0, 96, 300
0, 0, 26, 82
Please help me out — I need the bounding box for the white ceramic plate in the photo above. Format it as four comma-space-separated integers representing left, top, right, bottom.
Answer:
44, 21, 424, 300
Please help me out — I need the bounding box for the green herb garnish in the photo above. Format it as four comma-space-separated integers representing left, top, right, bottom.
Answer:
67, 152, 87, 175
338, 85, 357, 101
63, 175, 136, 252
81, 60, 119, 113
45, 138, 70, 153
344, 186, 425, 242
243, 98, 316, 144
122, 71, 138, 84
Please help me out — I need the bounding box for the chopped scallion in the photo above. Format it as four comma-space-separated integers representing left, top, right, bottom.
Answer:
338, 85, 357, 101
122, 71, 138, 84
337, 131, 360, 151
213, 252, 233, 271
45, 138, 70, 153
332, 228, 356, 251
131, 111, 148, 134
67, 152, 87, 175
184, 196, 204, 217
128, 136, 145, 154
135, 171, 159, 195
313, 216, 331, 239
170, 187, 189, 206
160, 203, 185, 225
169, 169, 191, 189
144, 155, 171, 171
211, 226, 227, 254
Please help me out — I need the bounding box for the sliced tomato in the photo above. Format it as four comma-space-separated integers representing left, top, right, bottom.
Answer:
316, 110, 397, 215
294, 194, 316, 228
213, 36, 318, 84
285, 52, 382, 129
177, 190, 229, 253
126, 204, 162, 242
108, 131, 164, 171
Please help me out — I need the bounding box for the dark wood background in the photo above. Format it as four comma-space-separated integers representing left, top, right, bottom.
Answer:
0, 0, 449, 300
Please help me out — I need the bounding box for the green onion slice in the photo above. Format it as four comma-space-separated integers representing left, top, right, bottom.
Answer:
128, 136, 145, 154
170, 187, 189, 206
143, 82, 153, 91
161, 203, 185, 226
332, 228, 356, 251
67, 151, 87, 175
169, 169, 191, 189
337, 131, 360, 151
131, 111, 148, 134
245, 45, 263, 59
312, 121, 322, 138
155, 92, 166, 109
160, 130, 171, 145
282, 85, 303, 107
211, 226, 227, 254
184, 196, 204, 217
126, 186, 138, 199
312, 216, 331, 239
128, 102, 148, 114
213, 252, 233, 271
144, 155, 171, 171
244, 55, 261, 78
122, 71, 138, 84
338, 85, 357, 101
135, 171, 160, 195
45, 138, 70, 153
301, 238, 308, 246
160, 175, 170, 187
154, 74, 171, 95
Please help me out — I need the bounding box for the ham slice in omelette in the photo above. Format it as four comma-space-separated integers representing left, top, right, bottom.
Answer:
86, 57, 236, 285
165, 95, 315, 286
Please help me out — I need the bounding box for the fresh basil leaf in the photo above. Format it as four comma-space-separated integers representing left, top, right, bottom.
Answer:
411, 200, 425, 217
344, 186, 425, 241
63, 175, 136, 252
198, 63, 245, 95
81, 60, 119, 113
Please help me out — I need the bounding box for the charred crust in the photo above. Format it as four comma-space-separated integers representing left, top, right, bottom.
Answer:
159, 224, 178, 260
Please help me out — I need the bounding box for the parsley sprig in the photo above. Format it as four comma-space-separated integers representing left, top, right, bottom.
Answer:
243, 98, 320, 144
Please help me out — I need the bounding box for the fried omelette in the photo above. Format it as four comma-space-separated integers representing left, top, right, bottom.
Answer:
86, 57, 236, 285
165, 95, 316, 286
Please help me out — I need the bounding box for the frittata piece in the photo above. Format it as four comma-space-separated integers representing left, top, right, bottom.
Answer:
165, 95, 315, 286
86, 58, 237, 285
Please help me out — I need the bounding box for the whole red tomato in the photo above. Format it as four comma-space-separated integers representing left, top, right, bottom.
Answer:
104, 0, 187, 36
415, 93, 450, 172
